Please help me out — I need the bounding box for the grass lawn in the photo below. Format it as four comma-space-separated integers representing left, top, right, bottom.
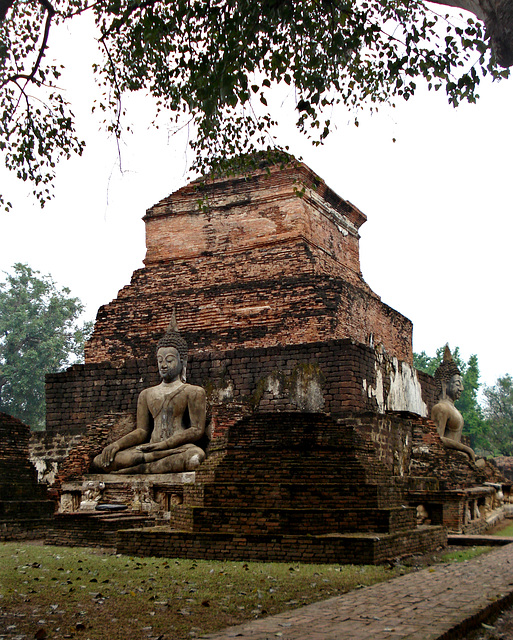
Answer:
491, 520, 513, 537
0, 542, 492, 640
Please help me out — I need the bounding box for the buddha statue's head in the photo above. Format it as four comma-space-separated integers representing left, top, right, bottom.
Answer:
434, 345, 463, 402
156, 312, 188, 382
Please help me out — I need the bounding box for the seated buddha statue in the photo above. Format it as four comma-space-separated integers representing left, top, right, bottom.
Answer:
431, 345, 476, 462
92, 316, 206, 474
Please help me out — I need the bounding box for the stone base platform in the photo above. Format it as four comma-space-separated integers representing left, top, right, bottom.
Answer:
115, 524, 447, 565
59, 472, 196, 514
45, 511, 156, 549
408, 485, 507, 534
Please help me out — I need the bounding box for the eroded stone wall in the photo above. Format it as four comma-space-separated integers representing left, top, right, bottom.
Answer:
41, 339, 438, 485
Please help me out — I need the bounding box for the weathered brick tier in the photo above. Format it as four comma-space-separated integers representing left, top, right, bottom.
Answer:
46, 512, 155, 548
84, 162, 413, 365
0, 412, 54, 540
183, 482, 405, 509
44, 339, 431, 444
172, 506, 417, 535
116, 527, 447, 565
111, 412, 445, 563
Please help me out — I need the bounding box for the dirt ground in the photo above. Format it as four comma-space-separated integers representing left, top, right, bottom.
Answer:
464, 604, 513, 639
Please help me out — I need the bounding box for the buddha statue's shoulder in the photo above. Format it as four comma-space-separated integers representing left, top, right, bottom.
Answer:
432, 399, 460, 416
432, 398, 450, 412
182, 383, 207, 399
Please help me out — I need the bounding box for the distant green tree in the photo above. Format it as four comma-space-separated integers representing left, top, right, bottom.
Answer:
414, 346, 487, 452
413, 350, 440, 377
0, 263, 92, 430
482, 375, 513, 456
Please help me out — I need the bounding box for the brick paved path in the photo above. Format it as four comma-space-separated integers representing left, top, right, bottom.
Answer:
203, 543, 513, 640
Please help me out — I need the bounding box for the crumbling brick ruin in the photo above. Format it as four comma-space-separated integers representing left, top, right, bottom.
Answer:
85, 162, 413, 364
1, 412, 54, 540
31, 159, 509, 560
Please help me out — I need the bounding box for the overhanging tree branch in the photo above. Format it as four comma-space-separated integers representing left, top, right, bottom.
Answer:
0, 0, 55, 89
0, 0, 511, 209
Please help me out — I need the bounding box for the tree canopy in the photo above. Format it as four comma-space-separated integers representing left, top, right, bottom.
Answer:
482, 374, 513, 456
0, 0, 510, 209
0, 263, 92, 429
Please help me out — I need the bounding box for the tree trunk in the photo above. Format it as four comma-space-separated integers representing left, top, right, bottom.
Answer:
429, 0, 513, 66
0, 0, 15, 22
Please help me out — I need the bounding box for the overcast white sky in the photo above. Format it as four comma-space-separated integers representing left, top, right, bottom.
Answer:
1, 13, 512, 389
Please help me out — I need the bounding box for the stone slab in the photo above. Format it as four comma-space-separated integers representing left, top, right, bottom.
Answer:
448, 534, 513, 546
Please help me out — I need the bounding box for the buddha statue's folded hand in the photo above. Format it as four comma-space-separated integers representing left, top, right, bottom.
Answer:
97, 443, 120, 468
137, 442, 166, 453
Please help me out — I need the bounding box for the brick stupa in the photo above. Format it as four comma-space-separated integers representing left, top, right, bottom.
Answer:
85, 161, 412, 365
38, 158, 508, 560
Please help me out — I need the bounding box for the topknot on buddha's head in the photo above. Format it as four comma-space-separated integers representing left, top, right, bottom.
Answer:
434, 345, 461, 397
157, 311, 188, 361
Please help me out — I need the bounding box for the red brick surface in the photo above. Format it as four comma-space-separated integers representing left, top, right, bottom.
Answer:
84, 162, 413, 365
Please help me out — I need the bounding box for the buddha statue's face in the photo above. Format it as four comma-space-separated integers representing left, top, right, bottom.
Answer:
446, 374, 464, 401
157, 346, 182, 383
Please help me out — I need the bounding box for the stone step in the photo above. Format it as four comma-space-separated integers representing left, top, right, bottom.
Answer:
45, 512, 155, 548
115, 524, 447, 565
184, 482, 406, 509
197, 455, 390, 483
171, 505, 417, 535
448, 534, 513, 546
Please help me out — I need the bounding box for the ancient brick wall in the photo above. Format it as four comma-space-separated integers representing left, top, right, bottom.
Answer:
416, 371, 438, 413
29, 431, 86, 484
492, 457, 513, 481
116, 527, 447, 565
143, 163, 366, 269
44, 359, 153, 434
85, 244, 413, 366
348, 412, 415, 478
0, 412, 42, 500
0, 412, 54, 540
113, 409, 447, 564
46, 339, 429, 437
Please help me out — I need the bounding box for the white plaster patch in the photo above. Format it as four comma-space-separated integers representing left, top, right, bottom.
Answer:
363, 369, 385, 413
386, 358, 427, 416
266, 374, 281, 396
294, 376, 325, 411
31, 458, 58, 484
217, 382, 234, 401
412, 446, 431, 455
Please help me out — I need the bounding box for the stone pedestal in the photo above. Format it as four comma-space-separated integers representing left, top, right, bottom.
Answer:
58, 472, 196, 516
